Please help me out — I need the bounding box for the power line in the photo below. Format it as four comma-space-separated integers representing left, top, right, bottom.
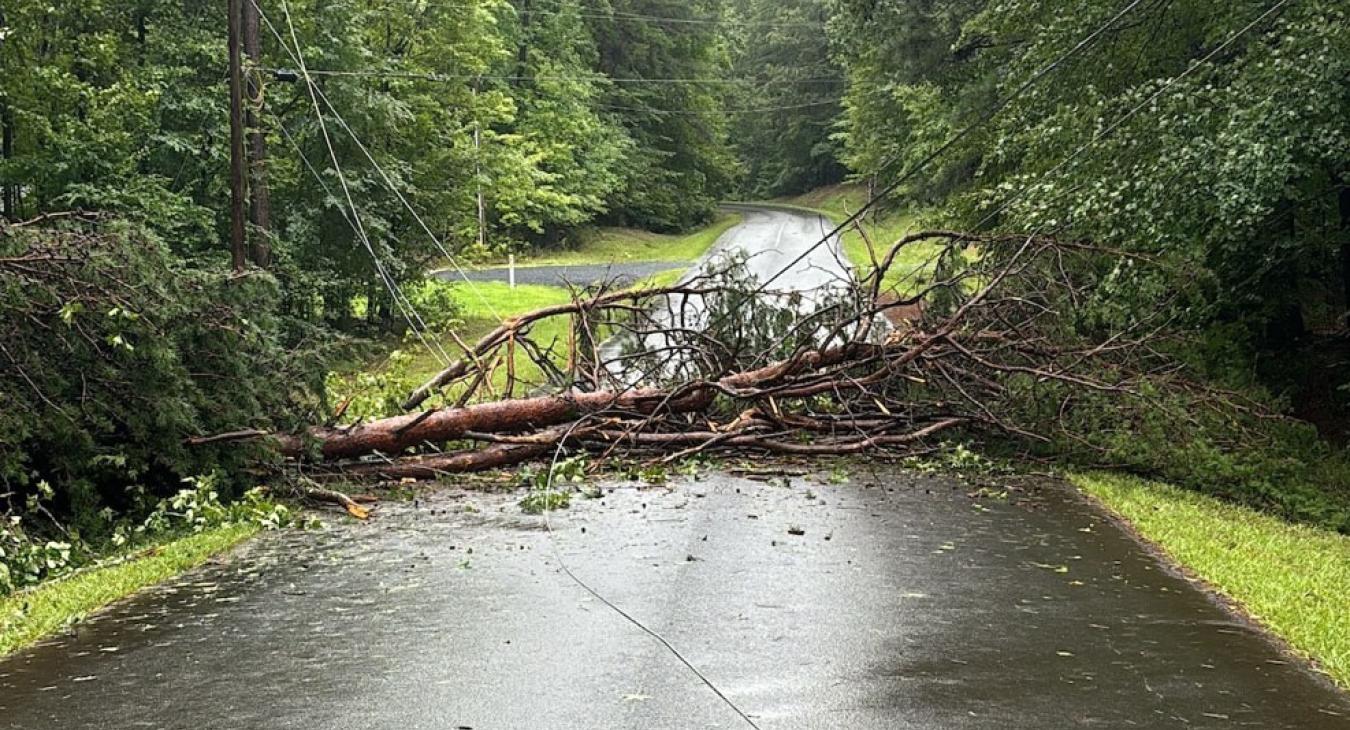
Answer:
275, 1, 451, 365
537, 432, 762, 730
254, 0, 504, 323
872, 0, 1151, 179
749, 0, 1154, 298
267, 67, 840, 113
968, 0, 1296, 232
595, 100, 839, 115
271, 67, 843, 86
271, 116, 446, 363
415, 0, 825, 29
602, 0, 1164, 388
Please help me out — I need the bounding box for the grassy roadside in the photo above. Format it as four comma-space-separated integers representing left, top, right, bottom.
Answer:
376, 264, 685, 406
479, 213, 741, 268
774, 183, 934, 295
368, 213, 728, 407
0, 523, 258, 657
1072, 472, 1350, 689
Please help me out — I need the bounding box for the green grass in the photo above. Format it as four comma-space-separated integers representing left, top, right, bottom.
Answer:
398, 281, 576, 392
453, 281, 577, 322
346, 214, 732, 412
775, 183, 937, 295
629, 267, 689, 290
476, 213, 741, 268
0, 523, 259, 657
342, 267, 699, 417
1072, 472, 1350, 688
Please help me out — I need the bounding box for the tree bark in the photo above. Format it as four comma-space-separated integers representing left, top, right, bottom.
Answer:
277, 387, 715, 460
1338, 169, 1349, 319
0, 5, 11, 222
1, 100, 14, 221
320, 442, 550, 480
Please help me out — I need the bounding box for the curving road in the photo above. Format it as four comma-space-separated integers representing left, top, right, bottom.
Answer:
438, 260, 687, 288
699, 204, 851, 293
434, 205, 849, 293
594, 206, 855, 383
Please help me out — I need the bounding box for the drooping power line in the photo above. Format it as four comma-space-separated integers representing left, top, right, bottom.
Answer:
747, 0, 1155, 297
276, 0, 452, 365
270, 67, 843, 86
254, 0, 504, 324
416, 0, 826, 30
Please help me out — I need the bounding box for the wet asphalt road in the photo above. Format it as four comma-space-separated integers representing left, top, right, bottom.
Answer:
439, 260, 687, 288
595, 206, 854, 383
434, 206, 848, 294
703, 205, 850, 294
2, 469, 1347, 729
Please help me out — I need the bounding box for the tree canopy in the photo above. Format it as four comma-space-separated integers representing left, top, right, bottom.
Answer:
2, 0, 1348, 582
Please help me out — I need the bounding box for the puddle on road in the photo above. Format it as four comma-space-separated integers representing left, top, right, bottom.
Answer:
0, 469, 1346, 729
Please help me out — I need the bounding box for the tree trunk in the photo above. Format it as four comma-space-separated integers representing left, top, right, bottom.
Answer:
1338, 169, 1349, 320
276, 387, 714, 460
1, 101, 14, 221
320, 442, 550, 480
1, 2, 14, 222
514, 0, 531, 87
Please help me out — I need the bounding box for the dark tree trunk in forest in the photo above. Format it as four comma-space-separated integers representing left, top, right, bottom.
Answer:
1338, 170, 1350, 320
1, 102, 14, 221
514, 0, 531, 87
242, 0, 272, 268
0, 4, 12, 222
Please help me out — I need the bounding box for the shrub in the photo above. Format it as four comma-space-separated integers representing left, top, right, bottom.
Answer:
0, 216, 328, 549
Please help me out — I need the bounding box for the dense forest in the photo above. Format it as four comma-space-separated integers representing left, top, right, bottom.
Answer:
1, 0, 1347, 589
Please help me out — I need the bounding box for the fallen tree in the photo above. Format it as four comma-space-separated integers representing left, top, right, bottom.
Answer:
198, 223, 1267, 485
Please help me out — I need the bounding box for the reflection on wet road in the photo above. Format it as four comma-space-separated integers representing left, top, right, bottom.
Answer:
2, 469, 1346, 729
599, 206, 859, 384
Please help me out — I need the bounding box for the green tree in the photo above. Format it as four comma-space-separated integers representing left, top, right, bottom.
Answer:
586, 0, 739, 230
727, 0, 845, 197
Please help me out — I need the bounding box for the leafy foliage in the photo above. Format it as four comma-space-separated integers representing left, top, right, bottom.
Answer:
0, 218, 327, 556
517, 454, 589, 513
1, 471, 303, 596
824, 0, 1349, 526
725, 0, 846, 197
829, 0, 1349, 340
586, 0, 739, 230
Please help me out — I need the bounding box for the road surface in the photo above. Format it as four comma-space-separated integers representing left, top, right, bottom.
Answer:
434, 206, 848, 294
1, 470, 1346, 729
695, 205, 850, 293
439, 260, 687, 288
595, 206, 855, 383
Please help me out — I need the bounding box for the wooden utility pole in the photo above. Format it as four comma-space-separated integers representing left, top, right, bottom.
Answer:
227, 0, 248, 272
242, 0, 272, 268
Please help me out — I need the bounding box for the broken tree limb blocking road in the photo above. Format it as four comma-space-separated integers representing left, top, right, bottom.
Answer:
200, 227, 1267, 482
275, 388, 714, 461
